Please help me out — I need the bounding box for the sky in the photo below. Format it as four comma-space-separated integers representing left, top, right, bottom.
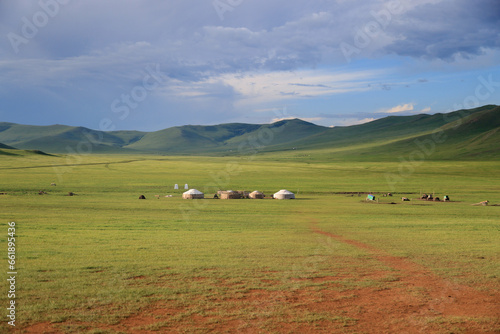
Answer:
0, 0, 499, 131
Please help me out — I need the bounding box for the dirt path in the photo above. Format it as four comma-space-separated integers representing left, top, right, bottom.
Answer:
22, 223, 499, 333
310, 221, 499, 332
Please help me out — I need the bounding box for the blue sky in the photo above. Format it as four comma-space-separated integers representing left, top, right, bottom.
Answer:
0, 0, 499, 131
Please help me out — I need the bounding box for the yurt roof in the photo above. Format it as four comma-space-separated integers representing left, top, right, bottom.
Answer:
183, 189, 203, 195
274, 189, 294, 195
250, 190, 263, 194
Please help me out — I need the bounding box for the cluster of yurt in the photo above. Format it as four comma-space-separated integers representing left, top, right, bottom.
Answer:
182, 188, 295, 200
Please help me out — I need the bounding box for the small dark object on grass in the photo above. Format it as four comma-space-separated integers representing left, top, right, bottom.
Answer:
139, 195, 146, 199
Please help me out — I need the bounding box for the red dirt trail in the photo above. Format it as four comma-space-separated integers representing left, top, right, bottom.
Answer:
309, 221, 499, 332
22, 222, 499, 333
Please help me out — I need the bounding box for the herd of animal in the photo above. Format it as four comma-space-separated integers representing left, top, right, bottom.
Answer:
418, 193, 450, 202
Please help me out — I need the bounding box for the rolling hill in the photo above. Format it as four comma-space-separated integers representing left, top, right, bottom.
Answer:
257, 105, 495, 152
377, 105, 500, 160
0, 105, 498, 160
0, 142, 15, 149
0, 142, 17, 156
125, 123, 262, 153
0, 122, 146, 154
0, 142, 52, 156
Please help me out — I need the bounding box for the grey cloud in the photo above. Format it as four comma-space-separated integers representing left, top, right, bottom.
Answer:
290, 83, 329, 88
384, 0, 500, 60
194, 10, 342, 72
1, 0, 498, 130
280, 91, 299, 96
3, 0, 498, 68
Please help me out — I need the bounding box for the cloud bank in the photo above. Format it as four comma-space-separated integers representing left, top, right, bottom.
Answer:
0, 0, 498, 129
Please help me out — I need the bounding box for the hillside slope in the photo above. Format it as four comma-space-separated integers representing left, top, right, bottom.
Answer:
0, 142, 15, 149
224, 119, 327, 151
264, 105, 496, 152
0, 123, 146, 154
0, 142, 17, 156
0, 105, 498, 160
125, 123, 262, 153
307, 105, 500, 161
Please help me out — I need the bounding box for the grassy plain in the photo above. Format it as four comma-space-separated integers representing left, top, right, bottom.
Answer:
0, 153, 499, 333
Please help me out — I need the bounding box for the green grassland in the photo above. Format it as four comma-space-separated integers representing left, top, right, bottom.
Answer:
0, 153, 499, 332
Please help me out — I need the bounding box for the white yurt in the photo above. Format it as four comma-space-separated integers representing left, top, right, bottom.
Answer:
182, 189, 204, 199
273, 189, 295, 200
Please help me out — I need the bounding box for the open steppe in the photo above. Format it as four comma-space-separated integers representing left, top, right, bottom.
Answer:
0, 152, 498, 333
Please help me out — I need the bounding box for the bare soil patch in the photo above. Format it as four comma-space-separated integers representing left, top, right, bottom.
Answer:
310, 222, 499, 332
23, 322, 62, 334
22, 223, 499, 333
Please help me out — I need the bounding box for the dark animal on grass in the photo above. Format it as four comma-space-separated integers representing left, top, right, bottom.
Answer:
139, 195, 146, 199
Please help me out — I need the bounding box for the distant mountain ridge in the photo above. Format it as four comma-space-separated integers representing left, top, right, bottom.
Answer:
0, 104, 498, 160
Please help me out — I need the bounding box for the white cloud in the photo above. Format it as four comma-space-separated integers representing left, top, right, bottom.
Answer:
377, 104, 432, 114
155, 67, 382, 110
333, 118, 376, 126
208, 68, 380, 107
378, 103, 415, 114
